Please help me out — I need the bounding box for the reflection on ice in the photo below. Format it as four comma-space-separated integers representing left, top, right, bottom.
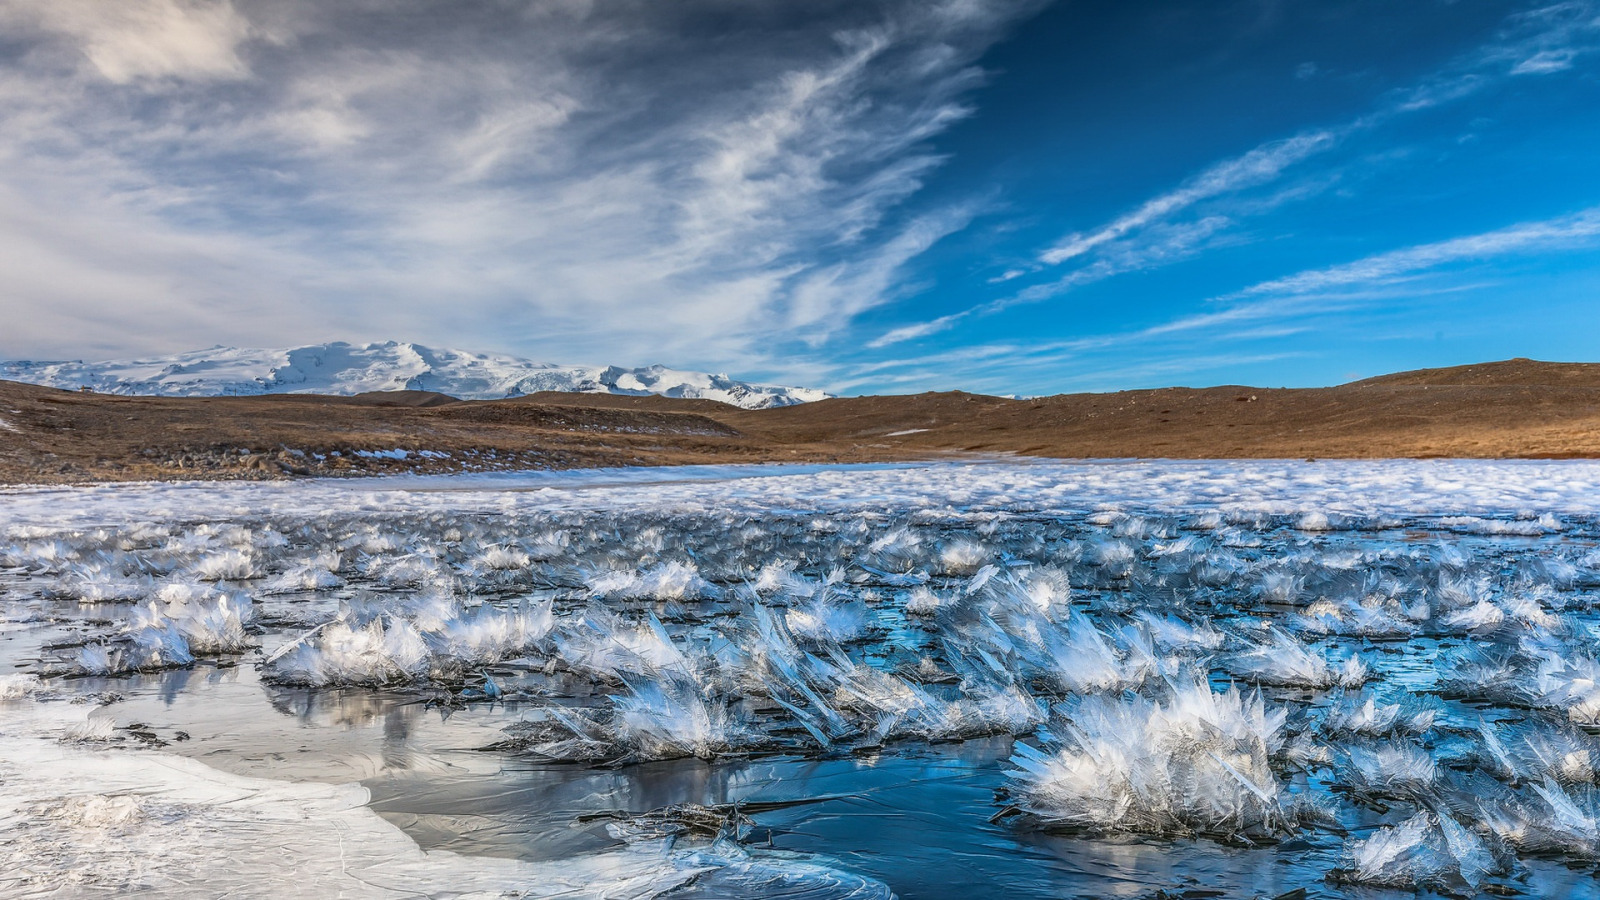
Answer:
2, 704, 891, 899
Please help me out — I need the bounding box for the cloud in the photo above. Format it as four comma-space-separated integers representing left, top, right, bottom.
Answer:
1037, 1, 1600, 271
1065, 209, 1600, 348
1, 0, 258, 84
788, 203, 979, 343
1494, 1, 1600, 75
847, 325, 1308, 394
1237, 207, 1600, 299
1029, 215, 1236, 296
1511, 48, 1577, 74
1106, 207, 1600, 342
866, 312, 969, 349
855, 204, 1600, 394
1038, 132, 1335, 266
862, 1, 1600, 355
867, 213, 1238, 348
0, 0, 1044, 380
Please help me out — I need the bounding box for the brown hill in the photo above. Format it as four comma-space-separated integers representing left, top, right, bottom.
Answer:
1351, 358, 1600, 388
236, 389, 463, 407
2, 358, 1599, 483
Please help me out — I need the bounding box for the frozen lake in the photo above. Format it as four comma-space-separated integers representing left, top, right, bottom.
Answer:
6, 459, 1600, 898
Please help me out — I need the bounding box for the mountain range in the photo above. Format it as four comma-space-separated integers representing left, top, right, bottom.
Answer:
0, 341, 828, 410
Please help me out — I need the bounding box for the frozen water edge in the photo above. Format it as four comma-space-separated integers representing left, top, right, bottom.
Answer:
9, 457, 1600, 527
0, 701, 893, 899
1, 703, 659, 898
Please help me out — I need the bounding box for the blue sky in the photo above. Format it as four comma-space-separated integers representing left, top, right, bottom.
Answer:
0, 0, 1597, 395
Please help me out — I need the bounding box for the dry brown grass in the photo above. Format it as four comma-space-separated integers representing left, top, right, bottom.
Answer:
3, 358, 1598, 484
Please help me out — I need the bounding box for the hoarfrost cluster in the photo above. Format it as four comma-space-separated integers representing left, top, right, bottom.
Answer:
9, 460, 1600, 896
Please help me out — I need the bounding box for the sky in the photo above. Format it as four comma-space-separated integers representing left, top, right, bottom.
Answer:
0, 0, 1597, 396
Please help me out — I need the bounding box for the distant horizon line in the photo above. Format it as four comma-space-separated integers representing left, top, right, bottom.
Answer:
2, 344, 1591, 401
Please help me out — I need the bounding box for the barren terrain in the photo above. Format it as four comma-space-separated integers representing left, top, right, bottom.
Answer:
2, 357, 1598, 483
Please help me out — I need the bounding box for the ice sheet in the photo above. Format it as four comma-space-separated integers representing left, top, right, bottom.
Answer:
8, 458, 1600, 529
10, 458, 1600, 898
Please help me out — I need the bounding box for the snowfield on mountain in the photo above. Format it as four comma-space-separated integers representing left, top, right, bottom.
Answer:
0, 341, 829, 409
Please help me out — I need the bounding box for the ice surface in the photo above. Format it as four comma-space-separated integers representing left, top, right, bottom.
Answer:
0, 674, 42, 699
10, 458, 1600, 897
0, 704, 887, 899
11, 458, 1600, 530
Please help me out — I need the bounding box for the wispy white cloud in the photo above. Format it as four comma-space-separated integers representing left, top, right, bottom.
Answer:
1511, 48, 1577, 73
1023, 215, 1239, 302
1071, 207, 1600, 346
788, 203, 979, 343
863, 0, 1600, 354
1234, 207, 1600, 299
1038, 132, 1334, 266
854, 204, 1600, 395
1494, 1, 1600, 75
868, 213, 1239, 347
1036, 0, 1600, 276
866, 312, 969, 349
0, 0, 1043, 381
0, 0, 260, 84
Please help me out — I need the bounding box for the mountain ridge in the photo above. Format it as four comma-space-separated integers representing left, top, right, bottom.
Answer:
0, 341, 828, 410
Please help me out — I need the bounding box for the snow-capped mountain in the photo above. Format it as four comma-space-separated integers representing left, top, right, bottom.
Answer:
0, 342, 830, 409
